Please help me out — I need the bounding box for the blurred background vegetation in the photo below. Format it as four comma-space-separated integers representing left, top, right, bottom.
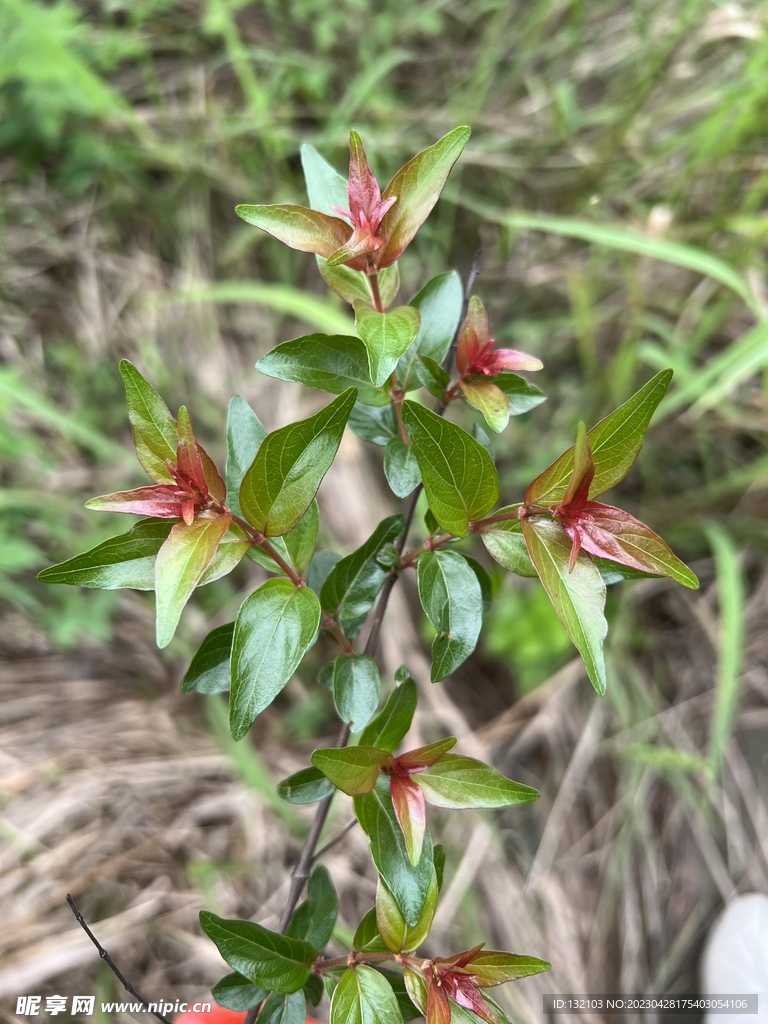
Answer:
1, 0, 767, 1020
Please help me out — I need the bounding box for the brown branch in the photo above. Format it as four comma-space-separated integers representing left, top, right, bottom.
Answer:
66, 895, 173, 1024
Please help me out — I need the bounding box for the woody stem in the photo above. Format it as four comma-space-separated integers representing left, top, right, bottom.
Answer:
369, 272, 384, 313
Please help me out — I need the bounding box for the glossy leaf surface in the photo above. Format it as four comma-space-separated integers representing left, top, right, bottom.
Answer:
358, 673, 417, 752
256, 992, 306, 1024
479, 507, 537, 578
349, 403, 398, 446
384, 438, 421, 497
235, 204, 350, 258
311, 746, 390, 796
230, 579, 320, 739
277, 766, 335, 805
199, 912, 317, 993
522, 516, 608, 694
354, 302, 421, 387
212, 972, 266, 1012
330, 965, 404, 1024
397, 271, 463, 389
38, 519, 172, 590
417, 549, 482, 681
286, 865, 337, 951
332, 654, 381, 732
226, 396, 266, 519
119, 359, 178, 483
258, 335, 389, 407
182, 622, 234, 694
416, 754, 539, 809
240, 389, 356, 536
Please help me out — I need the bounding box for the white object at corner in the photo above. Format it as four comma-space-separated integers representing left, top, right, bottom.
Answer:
702, 892, 768, 1024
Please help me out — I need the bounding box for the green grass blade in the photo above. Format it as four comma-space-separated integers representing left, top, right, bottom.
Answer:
705, 523, 744, 780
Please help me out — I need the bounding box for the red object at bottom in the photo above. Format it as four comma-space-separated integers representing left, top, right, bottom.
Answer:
175, 1009, 321, 1024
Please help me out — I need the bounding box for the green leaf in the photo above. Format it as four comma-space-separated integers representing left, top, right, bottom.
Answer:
155, 513, 233, 648
493, 373, 546, 416
240, 389, 356, 536
397, 271, 464, 389
461, 379, 510, 434
226, 396, 266, 519
277, 766, 335, 805
522, 516, 608, 694
402, 402, 499, 537
354, 302, 421, 387
287, 865, 338, 951
249, 502, 320, 577
466, 951, 551, 986
119, 360, 178, 484
413, 355, 450, 399
384, 438, 421, 498
38, 519, 172, 590
479, 507, 537, 578
333, 654, 381, 732
257, 335, 389, 407
304, 975, 324, 1007
330, 965, 404, 1024
525, 370, 672, 505
461, 554, 493, 609
256, 991, 307, 1024
358, 672, 417, 752
385, 974, 422, 1022
354, 775, 434, 926
311, 746, 390, 796
212, 972, 267, 1012
415, 754, 539, 809
349, 403, 398, 446
200, 524, 249, 585
317, 260, 401, 309
182, 622, 234, 694
230, 579, 321, 739
301, 143, 348, 216
307, 550, 342, 593
376, 869, 438, 953
235, 204, 350, 259
433, 845, 446, 892
353, 907, 388, 952
592, 558, 659, 585
199, 912, 317, 993
417, 549, 483, 681
402, 968, 428, 1016
377, 127, 472, 267
321, 515, 405, 638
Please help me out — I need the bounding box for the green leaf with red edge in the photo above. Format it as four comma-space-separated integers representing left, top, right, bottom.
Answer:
377, 127, 472, 268
119, 360, 178, 484
332, 653, 382, 732
38, 519, 173, 590
521, 516, 608, 694
397, 738, 457, 770
199, 911, 317, 993
579, 504, 699, 589
230, 578, 321, 740
390, 774, 427, 865
376, 868, 438, 952
155, 512, 232, 648
234, 204, 350, 258
85, 484, 182, 518
415, 754, 539, 809
358, 671, 418, 752
460, 380, 510, 434
464, 951, 551, 986
402, 402, 499, 538
417, 549, 483, 681
525, 369, 673, 505
354, 302, 421, 387
226, 396, 267, 519
330, 965, 403, 1024
257, 334, 389, 406
310, 745, 390, 796
403, 967, 428, 1017
354, 775, 434, 926
561, 421, 594, 506
240, 388, 356, 536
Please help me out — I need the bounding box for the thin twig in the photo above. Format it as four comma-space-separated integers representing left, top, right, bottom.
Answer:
66, 895, 173, 1024
312, 819, 358, 862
